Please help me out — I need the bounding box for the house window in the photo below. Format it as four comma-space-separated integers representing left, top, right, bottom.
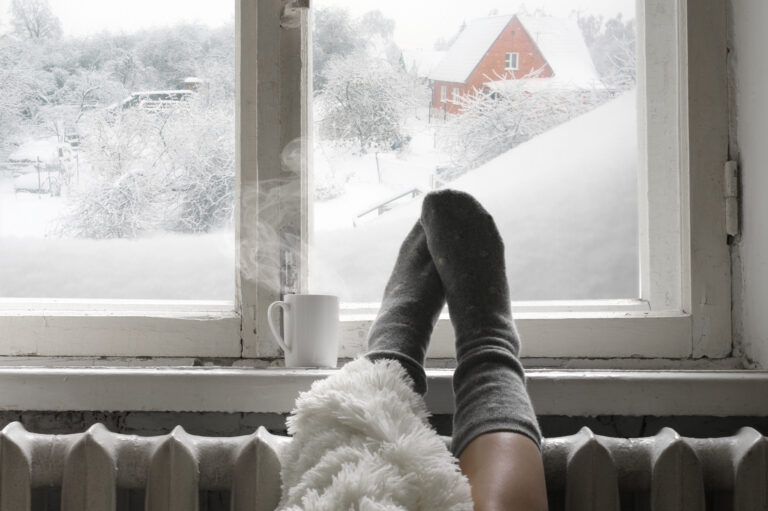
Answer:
440, 85, 447, 102
1, 0, 731, 364
453, 87, 461, 102
505, 52, 519, 70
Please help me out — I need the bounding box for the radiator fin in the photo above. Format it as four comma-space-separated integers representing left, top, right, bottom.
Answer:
146, 426, 199, 511
231, 431, 282, 511
733, 427, 768, 511
61, 424, 117, 511
565, 427, 620, 511
0, 422, 31, 511
650, 428, 705, 510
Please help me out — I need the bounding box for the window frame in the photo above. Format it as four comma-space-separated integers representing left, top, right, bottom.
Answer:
452, 87, 460, 102
0, 0, 732, 364
505, 51, 519, 71
440, 85, 448, 103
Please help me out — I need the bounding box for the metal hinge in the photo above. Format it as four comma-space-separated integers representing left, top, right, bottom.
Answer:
724, 160, 739, 237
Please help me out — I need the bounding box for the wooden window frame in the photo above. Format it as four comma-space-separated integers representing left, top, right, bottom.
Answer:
0, 0, 731, 366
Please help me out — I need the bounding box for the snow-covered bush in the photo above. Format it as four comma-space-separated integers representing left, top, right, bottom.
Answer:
57, 169, 161, 238
439, 82, 609, 176
58, 95, 234, 237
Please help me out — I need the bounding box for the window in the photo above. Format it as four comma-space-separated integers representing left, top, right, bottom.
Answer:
0, 0, 731, 365
440, 85, 447, 103
505, 52, 519, 70
452, 87, 460, 102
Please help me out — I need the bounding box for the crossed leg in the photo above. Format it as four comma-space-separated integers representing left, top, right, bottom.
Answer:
366, 190, 548, 510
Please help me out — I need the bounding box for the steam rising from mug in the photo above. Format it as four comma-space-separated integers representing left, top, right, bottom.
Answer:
238, 137, 345, 298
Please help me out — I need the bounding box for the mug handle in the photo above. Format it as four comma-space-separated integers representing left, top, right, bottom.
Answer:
267, 301, 291, 353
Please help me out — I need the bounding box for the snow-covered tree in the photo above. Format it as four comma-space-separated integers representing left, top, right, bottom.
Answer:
312, 8, 361, 91
578, 13, 636, 91
10, 0, 62, 40
318, 51, 421, 154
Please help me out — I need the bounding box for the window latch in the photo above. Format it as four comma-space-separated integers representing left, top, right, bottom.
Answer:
281, 0, 309, 29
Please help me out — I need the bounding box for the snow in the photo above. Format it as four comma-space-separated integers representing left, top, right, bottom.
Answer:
310, 90, 638, 302
12, 172, 58, 193
429, 15, 514, 83
0, 232, 235, 300
7, 137, 60, 165
0, 176, 235, 300
1, 92, 637, 303
401, 49, 447, 78
517, 15, 604, 89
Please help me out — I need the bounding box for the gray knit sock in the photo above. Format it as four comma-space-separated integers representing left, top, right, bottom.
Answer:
420, 189, 541, 457
365, 221, 445, 395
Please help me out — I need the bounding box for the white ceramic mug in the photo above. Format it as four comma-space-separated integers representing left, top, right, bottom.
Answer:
267, 294, 340, 368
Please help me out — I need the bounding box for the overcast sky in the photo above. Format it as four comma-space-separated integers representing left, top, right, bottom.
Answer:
0, 0, 634, 49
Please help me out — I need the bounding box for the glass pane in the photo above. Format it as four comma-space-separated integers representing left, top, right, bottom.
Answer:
309, 0, 638, 302
0, 0, 235, 301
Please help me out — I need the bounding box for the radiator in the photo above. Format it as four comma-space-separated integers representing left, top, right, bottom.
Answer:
1, 421, 766, 511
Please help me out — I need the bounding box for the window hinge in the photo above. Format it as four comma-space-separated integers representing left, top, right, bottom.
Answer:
724, 160, 739, 237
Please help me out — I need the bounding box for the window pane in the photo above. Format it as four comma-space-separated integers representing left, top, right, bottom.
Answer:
0, 0, 235, 301
309, 0, 638, 302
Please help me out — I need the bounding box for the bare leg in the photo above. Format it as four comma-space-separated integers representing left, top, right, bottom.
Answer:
459, 432, 548, 511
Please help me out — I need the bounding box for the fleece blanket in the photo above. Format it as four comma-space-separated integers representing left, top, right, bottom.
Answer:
276, 357, 473, 511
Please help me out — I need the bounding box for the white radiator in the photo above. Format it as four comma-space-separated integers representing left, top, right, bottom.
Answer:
1, 421, 766, 510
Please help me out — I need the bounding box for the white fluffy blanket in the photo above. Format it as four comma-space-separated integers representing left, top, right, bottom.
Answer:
277, 357, 473, 511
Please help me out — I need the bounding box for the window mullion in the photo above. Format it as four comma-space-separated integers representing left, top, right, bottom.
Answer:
237, 0, 308, 358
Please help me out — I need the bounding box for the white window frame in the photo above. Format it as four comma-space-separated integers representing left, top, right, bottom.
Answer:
0, 0, 731, 366
440, 85, 447, 103
505, 51, 519, 71
452, 87, 460, 102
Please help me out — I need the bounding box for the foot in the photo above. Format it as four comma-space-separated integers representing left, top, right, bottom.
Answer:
420, 189, 541, 457
366, 220, 445, 395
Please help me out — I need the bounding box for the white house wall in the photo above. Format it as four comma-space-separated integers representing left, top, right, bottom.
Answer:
731, 0, 768, 368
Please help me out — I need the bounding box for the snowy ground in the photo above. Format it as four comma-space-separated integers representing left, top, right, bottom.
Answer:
1, 91, 637, 303
310, 90, 639, 302
0, 176, 235, 300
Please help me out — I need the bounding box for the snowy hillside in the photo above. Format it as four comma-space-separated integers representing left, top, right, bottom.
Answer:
310, 90, 639, 302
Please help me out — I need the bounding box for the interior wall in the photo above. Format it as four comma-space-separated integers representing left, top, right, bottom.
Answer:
730, 0, 768, 368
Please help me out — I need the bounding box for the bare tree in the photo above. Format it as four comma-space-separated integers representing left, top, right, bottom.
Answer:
11, 0, 63, 40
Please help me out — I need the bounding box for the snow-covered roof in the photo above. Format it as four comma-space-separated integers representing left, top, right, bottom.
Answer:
429, 15, 514, 83
401, 49, 447, 78
428, 14, 603, 89
516, 15, 603, 89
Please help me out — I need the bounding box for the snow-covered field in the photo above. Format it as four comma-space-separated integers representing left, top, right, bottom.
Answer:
1, 91, 637, 303
310, 90, 639, 302
0, 176, 235, 300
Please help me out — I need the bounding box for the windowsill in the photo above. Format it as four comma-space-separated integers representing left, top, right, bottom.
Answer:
0, 365, 766, 416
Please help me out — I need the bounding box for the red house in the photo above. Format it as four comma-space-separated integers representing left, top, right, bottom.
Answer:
429, 15, 604, 114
